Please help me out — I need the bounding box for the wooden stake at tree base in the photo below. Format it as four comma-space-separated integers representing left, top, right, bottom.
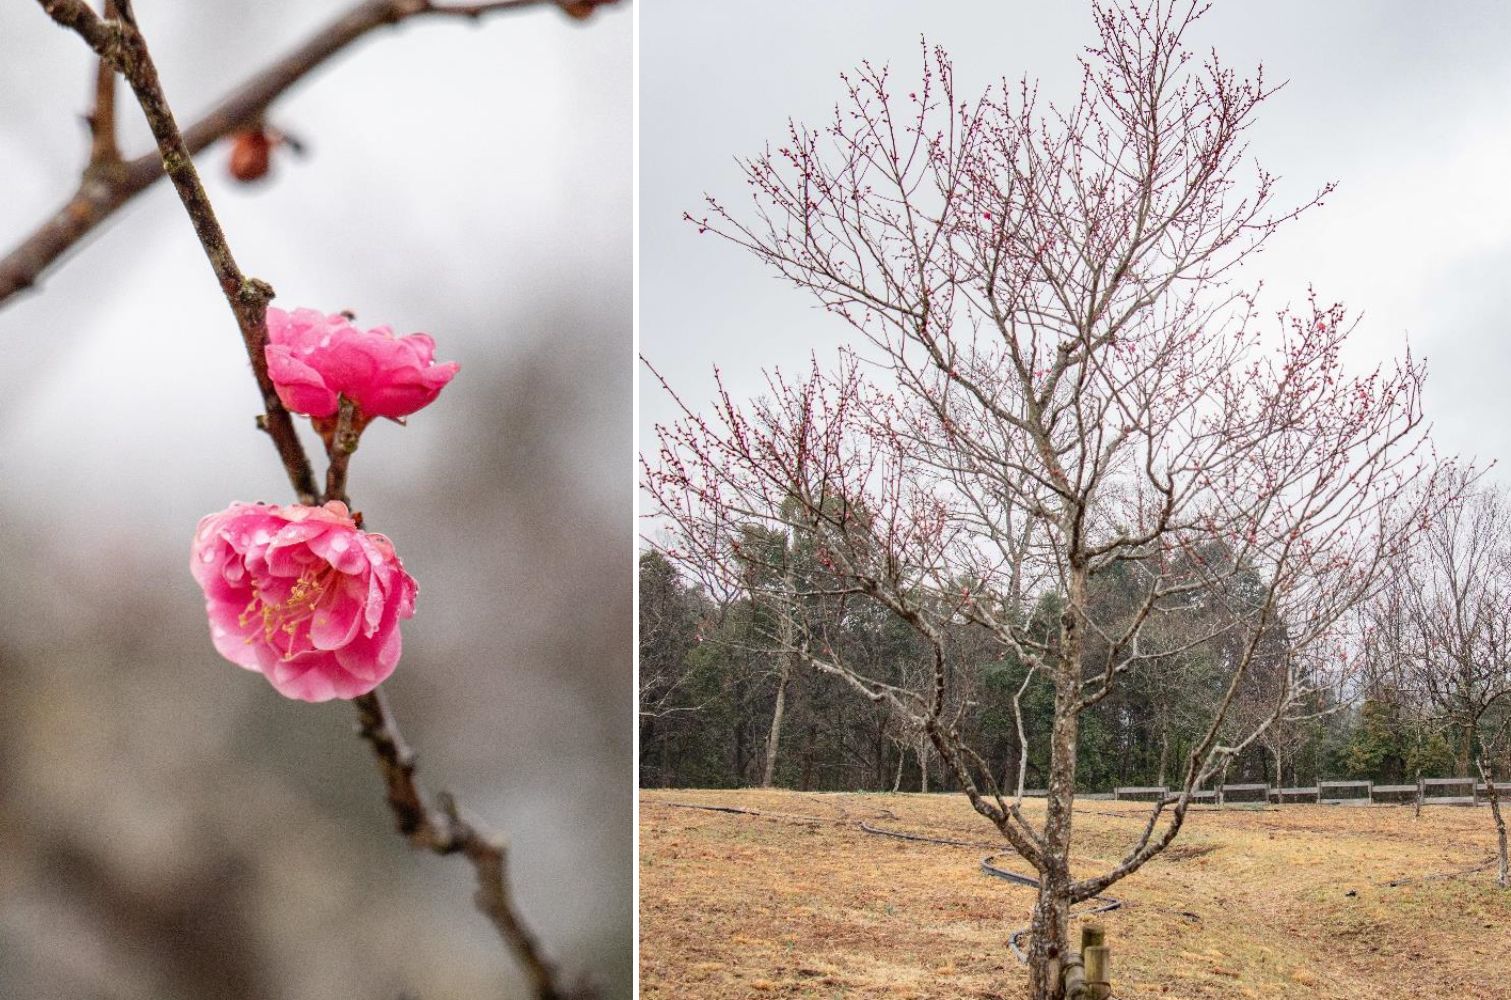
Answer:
1083, 948, 1110, 999
1083, 924, 1110, 1000
1060, 925, 1111, 1000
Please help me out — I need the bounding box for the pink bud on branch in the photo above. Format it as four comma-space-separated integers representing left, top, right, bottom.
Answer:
264, 307, 460, 444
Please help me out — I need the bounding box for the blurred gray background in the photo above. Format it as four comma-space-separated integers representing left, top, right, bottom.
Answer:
0, 2, 631, 998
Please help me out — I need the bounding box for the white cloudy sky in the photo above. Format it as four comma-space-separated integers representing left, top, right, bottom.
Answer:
640, 0, 1511, 481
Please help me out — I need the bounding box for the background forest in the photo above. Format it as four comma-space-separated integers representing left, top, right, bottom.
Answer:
640, 549, 1492, 795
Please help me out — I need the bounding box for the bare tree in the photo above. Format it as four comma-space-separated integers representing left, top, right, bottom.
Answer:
638, 549, 712, 727
754, 530, 803, 788
645, 4, 1442, 995
1370, 476, 1511, 886
884, 650, 970, 794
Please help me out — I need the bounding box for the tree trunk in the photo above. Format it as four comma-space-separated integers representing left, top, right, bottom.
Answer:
1156, 729, 1170, 789
641, 715, 657, 786
1028, 572, 1086, 1000
1491, 790, 1509, 889
732, 674, 748, 784
661, 727, 674, 789
1026, 875, 1072, 1000
1478, 758, 1509, 888
800, 725, 815, 791
762, 554, 800, 788
892, 747, 905, 793
760, 655, 793, 787
918, 740, 930, 794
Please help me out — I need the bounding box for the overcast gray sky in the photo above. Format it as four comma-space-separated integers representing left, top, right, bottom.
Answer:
641, 1, 1511, 485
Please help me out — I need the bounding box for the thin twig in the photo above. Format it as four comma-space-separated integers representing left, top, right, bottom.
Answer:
3, 0, 570, 305
85, 0, 121, 170
324, 396, 360, 505
35, 3, 583, 996
354, 690, 573, 1000
429, 0, 618, 18
39, 0, 318, 502
428, 0, 556, 15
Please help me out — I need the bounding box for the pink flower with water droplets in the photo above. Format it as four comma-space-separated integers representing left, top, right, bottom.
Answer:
264, 307, 459, 432
190, 500, 418, 702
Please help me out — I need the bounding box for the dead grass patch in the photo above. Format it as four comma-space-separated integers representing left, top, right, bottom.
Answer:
641, 789, 1511, 999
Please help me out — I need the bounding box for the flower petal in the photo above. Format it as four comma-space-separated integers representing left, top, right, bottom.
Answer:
189, 500, 419, 702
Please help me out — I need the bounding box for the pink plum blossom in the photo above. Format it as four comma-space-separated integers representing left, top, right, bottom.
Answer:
264, 307, 459, 429
190, 500, 418, 702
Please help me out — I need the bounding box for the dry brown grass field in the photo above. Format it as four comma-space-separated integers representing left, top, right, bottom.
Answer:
640, 788, 1511, 999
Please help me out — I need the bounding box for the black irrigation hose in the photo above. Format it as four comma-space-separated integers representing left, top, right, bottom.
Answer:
858, 819, 992, 848
665, 797, 1500, 981
666, 805, 1129, 969
858, 821, 1123, 966
667, 802, 762, 816
664, 802, 834, 824
978, 853, 1123, 964
1381, 855, 1498, 887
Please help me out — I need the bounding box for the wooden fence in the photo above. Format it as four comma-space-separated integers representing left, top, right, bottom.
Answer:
1104, 777, 1506, 808
1420, 777, 1476, 806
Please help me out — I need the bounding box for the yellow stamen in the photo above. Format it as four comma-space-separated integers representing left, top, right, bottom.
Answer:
239, 565, 337, 659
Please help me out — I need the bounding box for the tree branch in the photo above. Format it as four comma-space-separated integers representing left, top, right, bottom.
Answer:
323, 396, 360, 505
34, 2, 587, 996
86, 0, 121, 170
355, 689, 578, 1000
4, 0, 588, 305
38, 0, 319, 502
427, 0, 558, 15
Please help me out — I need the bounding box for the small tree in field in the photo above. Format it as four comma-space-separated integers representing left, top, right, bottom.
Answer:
1368, 476, 1511, 886
645, 3, 1442, 996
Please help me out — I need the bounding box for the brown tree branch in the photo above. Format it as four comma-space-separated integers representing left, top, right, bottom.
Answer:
429, 0, 557, 15
323, 396, 360, 506
38, 0, 318, 502
86, 0, 121, 170
4, 0, 598, 305
88, 58, 119, 166
34, 2, 586, 996
355, 689, 577, 1000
